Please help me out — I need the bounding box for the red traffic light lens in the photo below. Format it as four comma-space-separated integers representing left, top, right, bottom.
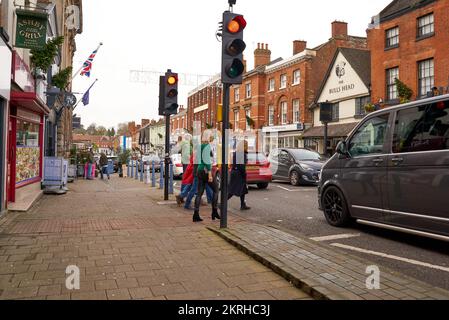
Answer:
167, 75, 178, 85
227, 15, 246, 33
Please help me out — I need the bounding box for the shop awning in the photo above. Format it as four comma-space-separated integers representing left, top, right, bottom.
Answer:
303, 122, 359, 139
10, 91, 50, 115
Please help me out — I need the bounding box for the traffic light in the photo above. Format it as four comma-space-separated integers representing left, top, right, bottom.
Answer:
159, 70, 179, 116
221, 11, 247, 84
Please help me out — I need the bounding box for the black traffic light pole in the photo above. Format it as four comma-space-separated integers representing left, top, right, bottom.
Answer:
164, 114, 170, 201
220, 83, 231, 229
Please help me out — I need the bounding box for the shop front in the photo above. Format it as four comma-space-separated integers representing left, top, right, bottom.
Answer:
262, 123, 305, 155
0, 34, 12, 214
7, 51, 49, 211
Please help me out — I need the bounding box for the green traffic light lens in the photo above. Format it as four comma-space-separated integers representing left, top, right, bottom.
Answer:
227, 59, 244, 78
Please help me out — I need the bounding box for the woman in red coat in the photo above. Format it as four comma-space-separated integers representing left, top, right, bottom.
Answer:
176, 155, 194, 205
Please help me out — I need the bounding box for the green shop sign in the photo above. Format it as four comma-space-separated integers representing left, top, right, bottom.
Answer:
15, 9, 48, 50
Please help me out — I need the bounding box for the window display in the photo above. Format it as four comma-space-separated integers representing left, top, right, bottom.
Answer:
16, 120, 40, 184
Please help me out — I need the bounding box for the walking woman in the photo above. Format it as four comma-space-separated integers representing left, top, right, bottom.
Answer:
228, 140, 251, 211
193, 135, 220, 223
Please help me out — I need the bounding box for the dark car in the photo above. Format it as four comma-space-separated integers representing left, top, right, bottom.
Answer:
318, 94, 449, 240
269, 148, 325, 186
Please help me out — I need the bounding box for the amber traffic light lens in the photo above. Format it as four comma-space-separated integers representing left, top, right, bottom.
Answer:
227, 20, 240, 33
167, 76, 177, 85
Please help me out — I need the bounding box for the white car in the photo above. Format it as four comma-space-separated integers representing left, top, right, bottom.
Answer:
170, 154, 184, 178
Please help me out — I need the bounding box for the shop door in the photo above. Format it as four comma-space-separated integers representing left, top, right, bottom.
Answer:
7, 113, 16, 203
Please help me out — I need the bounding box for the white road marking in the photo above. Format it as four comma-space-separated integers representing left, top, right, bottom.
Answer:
331, 243, 449, 273
275, 184, 316, 192
276, 185, 292, 192
310, 233, 361, 242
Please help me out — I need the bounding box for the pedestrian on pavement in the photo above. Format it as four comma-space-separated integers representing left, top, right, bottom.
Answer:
228, 140, 251, 211
176, 154, 194, 206
192, 134, 220, 222
99, 153, 110, 180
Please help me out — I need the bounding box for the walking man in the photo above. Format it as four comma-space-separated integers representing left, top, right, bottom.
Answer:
99, 153, 110, 180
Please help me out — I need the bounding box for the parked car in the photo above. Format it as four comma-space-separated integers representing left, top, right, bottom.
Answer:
269, 148, 325, 186
318, 94, 449, 240
170, 154, 184, 179
213, 152, 273, 190
140, 155, 162, 172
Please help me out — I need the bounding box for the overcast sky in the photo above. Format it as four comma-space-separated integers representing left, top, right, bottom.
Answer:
72, 0, 392, 130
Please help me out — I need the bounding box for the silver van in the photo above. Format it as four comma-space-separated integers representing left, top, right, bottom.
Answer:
318, 94, 449, 241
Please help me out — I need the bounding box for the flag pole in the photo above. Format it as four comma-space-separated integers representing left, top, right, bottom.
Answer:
73, 78, 99, 111
71, 42, 103, 82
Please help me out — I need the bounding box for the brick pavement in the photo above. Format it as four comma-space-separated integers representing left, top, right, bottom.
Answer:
0, 177, 311, 300
209, 224, 449, 300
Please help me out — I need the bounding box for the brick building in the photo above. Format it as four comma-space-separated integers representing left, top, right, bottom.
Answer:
187, 74, 222, 133
230, 21, 367, 154
170, 106, 188, 136
368, 0, 449, 105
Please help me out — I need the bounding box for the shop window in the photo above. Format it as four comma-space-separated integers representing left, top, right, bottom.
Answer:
16, 120, 40, 184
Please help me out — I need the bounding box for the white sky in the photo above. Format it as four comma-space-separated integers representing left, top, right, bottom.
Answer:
72, 0, 392, 129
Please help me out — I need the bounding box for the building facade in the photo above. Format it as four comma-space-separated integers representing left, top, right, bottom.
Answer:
368, 0, 449, 105
304, 48, 371, 154
187, 74, 222, 132
0, 0, 82, 212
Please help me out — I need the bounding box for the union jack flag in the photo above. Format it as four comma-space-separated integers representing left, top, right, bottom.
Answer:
80, 49, 98, 77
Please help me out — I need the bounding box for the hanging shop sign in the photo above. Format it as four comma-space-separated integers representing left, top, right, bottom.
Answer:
15, 9, 48, 50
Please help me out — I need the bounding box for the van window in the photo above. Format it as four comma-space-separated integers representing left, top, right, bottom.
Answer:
349, 114, 390, 157
393, 101, 449, 153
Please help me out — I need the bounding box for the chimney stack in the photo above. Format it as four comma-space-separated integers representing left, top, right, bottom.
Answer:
254, 43, 271, 68
332, 21, 348, 39
293, 40, 307, 55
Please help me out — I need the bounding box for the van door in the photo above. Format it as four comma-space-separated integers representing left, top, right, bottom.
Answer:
387, 100, 449, 236
340, 113, 391, 221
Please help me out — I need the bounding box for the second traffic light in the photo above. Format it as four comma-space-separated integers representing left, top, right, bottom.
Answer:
159, 70, 179, 116
221, 11, 247, 85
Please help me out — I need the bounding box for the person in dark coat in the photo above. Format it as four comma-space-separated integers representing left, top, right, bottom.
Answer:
99, 153, 110, 180
228, 140, 251, 211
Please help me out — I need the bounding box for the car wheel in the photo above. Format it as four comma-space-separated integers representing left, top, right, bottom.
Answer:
290, 170, 301, 186
257, 183, 269, 190
322, 186, 351, 227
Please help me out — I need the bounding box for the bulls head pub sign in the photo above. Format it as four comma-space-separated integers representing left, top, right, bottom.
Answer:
15, 9, 48, 50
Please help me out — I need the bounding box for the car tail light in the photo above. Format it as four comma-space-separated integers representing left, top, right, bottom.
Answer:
176, 163, 183, 168
259, 161, 270, 168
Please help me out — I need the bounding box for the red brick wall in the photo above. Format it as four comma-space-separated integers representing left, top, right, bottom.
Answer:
187, 82, 222, 132
368, 0, 449, 104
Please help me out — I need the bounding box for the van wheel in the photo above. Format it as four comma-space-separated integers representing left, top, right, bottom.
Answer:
257, 183, 269, 190
322, 186, 351, 227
